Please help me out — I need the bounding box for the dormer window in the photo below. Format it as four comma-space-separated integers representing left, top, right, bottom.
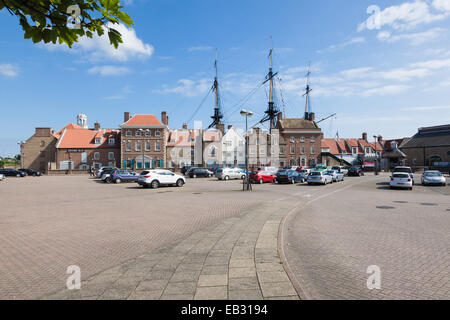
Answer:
108, 138, 115, 145
352, 147, 358, 155
365, 147, 371, 154
95, 138, 101, 144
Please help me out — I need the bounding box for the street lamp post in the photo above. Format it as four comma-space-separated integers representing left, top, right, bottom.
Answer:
138, 129, 150, 170
240, 109, 253, 191
373, 135, 379, 175
17, 141, 25, 169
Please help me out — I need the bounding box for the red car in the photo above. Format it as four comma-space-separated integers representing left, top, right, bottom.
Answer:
249, 171, 277, 184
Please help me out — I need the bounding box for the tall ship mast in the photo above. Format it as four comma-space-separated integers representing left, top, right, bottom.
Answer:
208, 49, 224, 129
257, 37, 281, 133
303, 62, 313, 120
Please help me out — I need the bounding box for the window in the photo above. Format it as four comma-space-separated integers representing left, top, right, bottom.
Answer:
94, 138, 101, 144
300, 136, 305, 142
126, 141, 132, 152
322, 148, 330, 153
108, 152, 115, 160
155, 131, 161, 137
301, 146, 305, 154
145, 131, 151, 137
126, 131, 131, 137
260, 148, 265, 155
108, 138, 115, 145
280, 147, 286, 154
290, 137, 295, 143
311, 146, 316, 154
136, 141, 141, 152
290, 146, 295, 154
136, 130, 142, 137
365, 147, 371, 154
155, 141, 161, 151
311, 136, 315, 142
145, 141, 151, 151
210, 146, 216, 157
94, 152, 100, 160
352, 147, 358, 155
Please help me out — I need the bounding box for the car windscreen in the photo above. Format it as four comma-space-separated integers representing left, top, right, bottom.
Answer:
393, 173, 409, 178
424, 172, 442, 177
394, 168, 411, 173
140, 171, 150, 175
310, 172, 321, 176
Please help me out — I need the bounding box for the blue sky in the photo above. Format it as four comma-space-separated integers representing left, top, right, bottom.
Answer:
1, 0, 450, 156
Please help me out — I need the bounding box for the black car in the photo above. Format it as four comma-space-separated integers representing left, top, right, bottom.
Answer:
19, 168, 41, 176
276, 170, 304, 184
188, 168, 213, 178
0, 169, 27, 177
348, 167, 364, 176
181, 166, 195, 175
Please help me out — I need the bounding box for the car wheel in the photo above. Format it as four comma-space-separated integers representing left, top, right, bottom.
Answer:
224, 176, 229, 181
105, 177, 112, 184
151, 180, 160, 189
259, 179, 264, 184
176, 179, 184, 187
193, 174, 197, 178
115, 178, 121, 184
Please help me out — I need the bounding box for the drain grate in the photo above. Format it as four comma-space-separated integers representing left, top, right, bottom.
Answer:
421, 203, 438, 206
393, 201, 408, 204
377, 206, 395, 210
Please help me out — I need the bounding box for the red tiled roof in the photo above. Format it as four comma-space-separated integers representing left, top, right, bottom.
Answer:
358, 139, 372, 148
57, 128, 119, 149
321, 139, 340, 154
122, 115, 163, 126
335, 138, 348, 153
56, 123, 82, 136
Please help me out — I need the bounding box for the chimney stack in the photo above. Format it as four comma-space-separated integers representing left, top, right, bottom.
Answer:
182, 123, 188, 130
124, 112, 130, 123
161, 111, 168, 126
94, 122, 101, 131
309, 112, 315, 121
362, 132, 368, 142
377, 135, 383, 143
216, 123, 225, 135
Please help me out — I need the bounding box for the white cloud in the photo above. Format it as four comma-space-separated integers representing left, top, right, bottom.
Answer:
188, 46, 214, 52
88, 65, 131, 76
155, 78, 211, 97
411, 58, 450, 69
376, 27, 445, 45
317, 37, 365, 53
360, 84, 411, 97
45, 23, 154, 62
0, 64, 18, 77
358, 1, 449, 32
401, 105, 450, 111
433, 0, 450, 12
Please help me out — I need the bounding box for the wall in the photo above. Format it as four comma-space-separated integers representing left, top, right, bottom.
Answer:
22, 128, 58, 173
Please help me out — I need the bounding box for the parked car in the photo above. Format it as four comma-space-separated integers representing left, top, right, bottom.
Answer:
138, 170, 186, 189
188, 168, 213, 178
276, 170, 304, 184
185, 167, 198, 176
283, 166, 299, 171
181, 166, 195, 175
216, 168, 246, 180
96, 166, 117, 178
307, 171, 333, 185
393, 166, 414, 183
325, 170, 345, 182
249, 171, 277, 184
100, 168, 117, 183
421, 171, 446, 186
348, 167, 364, 176
110, 170, 139, 183
298, 169, 311, 181
0, 169, 27, 177
257, 166, 278, 174
18, 168, 41, 176
0, 173, 5, 181
390, 172, 413, 190
331, 166, 348, 176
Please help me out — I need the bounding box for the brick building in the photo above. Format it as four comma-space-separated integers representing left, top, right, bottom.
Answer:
120, 112, 168, 169
400, 124, 450, 170
276, 114, 323, 167
21, 128, 59, 173
56, 122, 121, 170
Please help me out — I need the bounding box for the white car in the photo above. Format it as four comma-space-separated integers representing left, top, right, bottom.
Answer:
307, 171, 333, 185
0, 173, 5, 181
324, 170, 344, 182
96, 166, 117, 178
390, 172, 413, 190
393, 166, 414, 184
216, 168, 246, 180
138, 169, 186, 189
421, 171, 446, 186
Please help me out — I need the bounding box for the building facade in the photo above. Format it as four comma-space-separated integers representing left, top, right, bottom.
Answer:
21, 128, 59, 173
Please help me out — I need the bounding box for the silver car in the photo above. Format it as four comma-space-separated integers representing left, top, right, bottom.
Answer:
216, 168, 246, 180
307, 171, 333, 185
325, 170, 344, 182
421, 171, 446, 186
0, 173, 5, 181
